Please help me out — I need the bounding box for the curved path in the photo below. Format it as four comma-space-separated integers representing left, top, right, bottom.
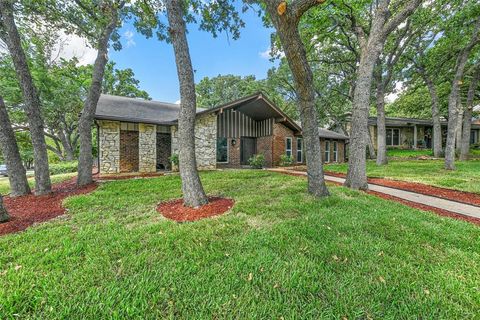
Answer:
268, 168, 480, 220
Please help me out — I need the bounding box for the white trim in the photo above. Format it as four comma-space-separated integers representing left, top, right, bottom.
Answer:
286, 137, 293, 157
386, 128, 400, 146
324, 141, 330, 163
296, 137, 303, 163
333, 141, 338, 162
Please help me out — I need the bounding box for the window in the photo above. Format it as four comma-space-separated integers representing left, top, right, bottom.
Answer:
324, 141, 330, 163
471, 130, 478, 144
296, 138, 303, 163
386, 128, 400, 146
216, 137, 228, 163
286, 137, 292, 157
333, 141, 338, 162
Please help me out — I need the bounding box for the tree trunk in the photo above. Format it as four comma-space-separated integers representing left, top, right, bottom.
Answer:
77, 11, 119, 186
366, 129, 376, 159
59, 129, 75, 161
0, 96, 31, 196
460, 65, 480, 160
375, 70, 388, 165
345, 47, 383, 189
444, 18, 480, 170
263, 0, 329, 197
455, 105, 463, 153
0, 0, 51, 195
0, 194, 9, 223
420, 71, 443, 157
165, 0, 208, 207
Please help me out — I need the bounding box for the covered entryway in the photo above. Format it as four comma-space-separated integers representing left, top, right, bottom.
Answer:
156, 132, 171, 170
120, 129, 139, 172
240, 137, 256, 165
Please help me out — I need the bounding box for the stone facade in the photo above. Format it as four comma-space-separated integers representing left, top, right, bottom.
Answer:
171, 113, 217, 170
138, 123, 157, 172
99, 120, 120, 173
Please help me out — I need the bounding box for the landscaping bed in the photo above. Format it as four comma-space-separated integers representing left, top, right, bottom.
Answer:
157, 196, 234, 222
0, 178, 97, 236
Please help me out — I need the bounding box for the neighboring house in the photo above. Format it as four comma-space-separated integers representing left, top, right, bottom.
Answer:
94, 93, 348, 174
344, 116, 480, 150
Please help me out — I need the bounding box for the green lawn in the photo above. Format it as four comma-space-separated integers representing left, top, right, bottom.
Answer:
0, 172, 77, 195
1, 170, 479, 318
387, 148, 433, 158
325, 159, 480, 193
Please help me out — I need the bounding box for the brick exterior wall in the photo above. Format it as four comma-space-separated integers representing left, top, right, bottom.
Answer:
120, 130, 139, 172
156, 133, 171, 170
320, 139, 345, 163
272, 123, 298, 166
257, 136, 273, 167
98, 120, 120, 173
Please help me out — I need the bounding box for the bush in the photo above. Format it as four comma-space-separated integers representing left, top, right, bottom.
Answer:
169, 154, 179, 166
279, 154, 294, 166
248, 154, 265, 169
49, 161, 78, 175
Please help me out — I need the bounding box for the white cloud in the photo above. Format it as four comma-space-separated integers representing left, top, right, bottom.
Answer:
53, 31, 97, 66
386, 82, 405, 103
124, 30, 136, 48
175, 99, 181, 104
259, 47, 272, 59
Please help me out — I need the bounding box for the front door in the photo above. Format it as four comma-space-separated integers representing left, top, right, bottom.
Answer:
240, 137, 256, 165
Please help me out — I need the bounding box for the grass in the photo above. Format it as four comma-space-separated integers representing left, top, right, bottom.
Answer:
1, 170, 479, 319
325, 159, 480, 193
0, 172, 77, 195
387, 148, 433, 158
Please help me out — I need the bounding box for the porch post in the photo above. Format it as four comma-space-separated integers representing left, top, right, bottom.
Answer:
413, 125, 417, 149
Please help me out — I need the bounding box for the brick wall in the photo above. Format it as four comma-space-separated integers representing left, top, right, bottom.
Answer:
320, 139, 345, 163
257, 135, 273, 167
272, 123, 297, 166
120, 130, 139, 172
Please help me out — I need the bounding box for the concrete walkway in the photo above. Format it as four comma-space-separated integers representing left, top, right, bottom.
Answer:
268, 168, 480, 219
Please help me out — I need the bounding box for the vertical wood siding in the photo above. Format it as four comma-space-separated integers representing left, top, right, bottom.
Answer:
217, 109, 273, 138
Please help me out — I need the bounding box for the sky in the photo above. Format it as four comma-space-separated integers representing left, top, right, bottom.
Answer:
66, 8, 277, 104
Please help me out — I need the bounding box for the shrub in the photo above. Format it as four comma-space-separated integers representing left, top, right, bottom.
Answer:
279, 154, 294, 166
169, 154, 179, 171
248, 154, 265, 169
49, 161, 78, 175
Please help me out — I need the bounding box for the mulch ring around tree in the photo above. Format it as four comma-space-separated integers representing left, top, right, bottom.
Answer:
157, 197, 235, 222
0, 178, 97, 236
323, 171, 480, 207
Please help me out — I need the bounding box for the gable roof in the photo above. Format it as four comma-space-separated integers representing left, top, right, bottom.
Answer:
318, 128, 349, 140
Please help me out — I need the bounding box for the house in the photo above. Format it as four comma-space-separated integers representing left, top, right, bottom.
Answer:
94, 92, 348, 174
344, 116, 480, 150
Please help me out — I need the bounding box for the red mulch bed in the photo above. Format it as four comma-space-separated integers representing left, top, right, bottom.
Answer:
323, 171, 480, 207
0, 178, 97, 236
94, 172, 164, 181
157, 197, 234, 222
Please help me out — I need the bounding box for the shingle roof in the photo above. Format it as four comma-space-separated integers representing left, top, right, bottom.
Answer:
318, 128, 349, 140
95, 94, 205, 125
